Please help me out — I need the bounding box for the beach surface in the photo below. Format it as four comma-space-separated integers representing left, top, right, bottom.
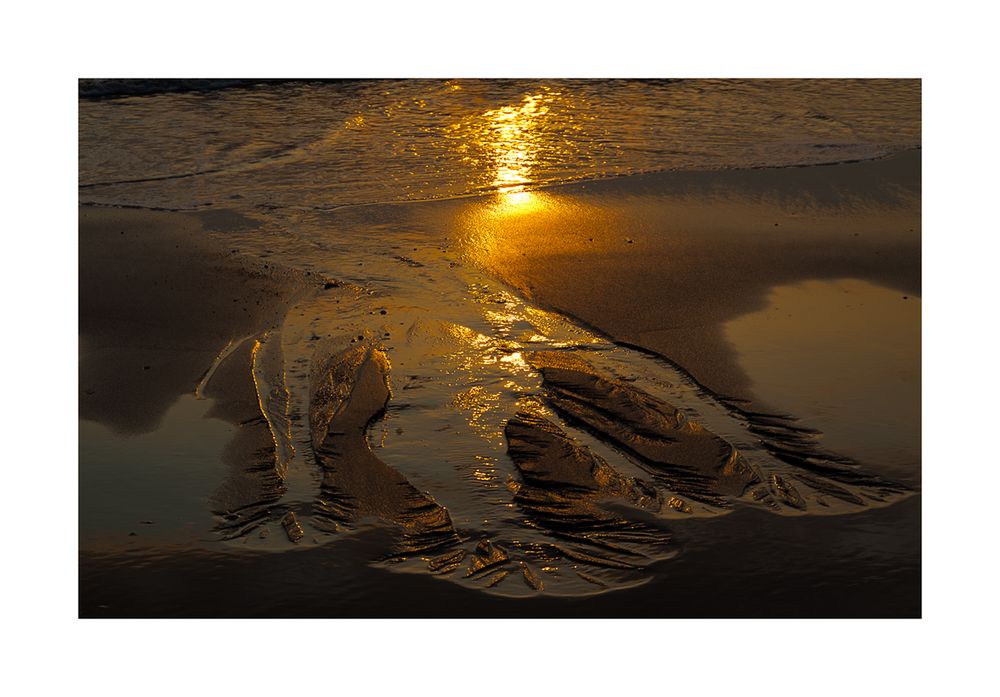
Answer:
79, 153, 920, 615
79, 207, 317, 547
79, 79, 920, 616
80, 207, 313, 433
458, 151, 921, 476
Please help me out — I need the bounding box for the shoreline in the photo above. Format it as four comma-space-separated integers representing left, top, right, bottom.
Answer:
79, 145, 921, 215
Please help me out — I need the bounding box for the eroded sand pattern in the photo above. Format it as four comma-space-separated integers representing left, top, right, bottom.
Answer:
172, 219, 910, 597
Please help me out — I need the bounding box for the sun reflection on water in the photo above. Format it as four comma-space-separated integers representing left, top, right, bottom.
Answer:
500, 189, 536, 207
474, 91, 563, 208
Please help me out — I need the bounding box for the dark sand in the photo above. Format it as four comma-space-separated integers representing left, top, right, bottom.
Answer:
79, 207, 318, 548
79, 206, 313, 435
79, 494, 920, 618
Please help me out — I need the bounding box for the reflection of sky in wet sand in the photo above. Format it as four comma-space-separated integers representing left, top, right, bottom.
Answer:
79, 396, 232, 545
724, 279, 920, 475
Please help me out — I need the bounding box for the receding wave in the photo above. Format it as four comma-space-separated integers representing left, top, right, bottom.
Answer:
79, 79, 920, 210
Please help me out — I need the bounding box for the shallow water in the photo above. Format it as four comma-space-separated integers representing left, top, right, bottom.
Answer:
78, 79, 920, 614
725, 278, 920, 477
80, 395, 231, 546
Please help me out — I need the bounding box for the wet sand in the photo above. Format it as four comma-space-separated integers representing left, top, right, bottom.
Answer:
79, 152, 920, 616
80, 494, 919, 618
79, 207, 317, 546
79, 207, 313, 435
459, 151, 920, 474
462, 152, 919, 400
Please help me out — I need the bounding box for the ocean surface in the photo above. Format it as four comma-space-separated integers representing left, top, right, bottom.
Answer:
79, 79, 921, 616
80, 79, 920, 210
